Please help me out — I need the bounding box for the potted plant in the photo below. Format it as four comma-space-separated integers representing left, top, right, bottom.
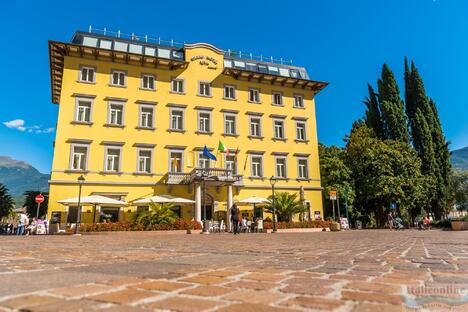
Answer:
451, 215, 468, 231
186, 223, 194, 234
330, 221, 341, 231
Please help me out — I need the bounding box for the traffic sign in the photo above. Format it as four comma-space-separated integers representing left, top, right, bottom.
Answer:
329, 191, 337, 200
390, 203, 397, 209
35, 194, 45, 203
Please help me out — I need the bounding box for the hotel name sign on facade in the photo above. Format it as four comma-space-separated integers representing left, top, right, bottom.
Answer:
47, 29, 328, 224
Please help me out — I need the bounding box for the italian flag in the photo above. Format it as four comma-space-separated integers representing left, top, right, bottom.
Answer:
218, 140, 227, 154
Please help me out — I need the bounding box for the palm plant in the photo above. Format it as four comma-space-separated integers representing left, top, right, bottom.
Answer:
265, 192, 307, 222
134, 202, 177, 229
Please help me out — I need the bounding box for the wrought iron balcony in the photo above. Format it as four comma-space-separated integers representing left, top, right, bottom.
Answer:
165, 168, 243, 185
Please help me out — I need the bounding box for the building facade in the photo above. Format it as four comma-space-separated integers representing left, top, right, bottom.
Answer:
48, 29, 328, 225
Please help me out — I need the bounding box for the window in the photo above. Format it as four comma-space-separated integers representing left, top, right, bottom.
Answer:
273, 119, 285, 139
108, 103, 124, 126
224, 114, 237, 135
198, 152, 210, 169
198, 81, 211, 97
79, 66, 95, 83
249, 88, 260, 103
139, 105, 154, 128
198, 112, 211, 133
225, 155, 237, 174
251, 156, 263, 177
169, 151, 183, 173
141, 74, 155, 90
296, 122, 307, 141
170, 109, 184, 130
224, 85, 236, 99
75, 99, 92, 123
249, 117, 261, 137
70, 145, 88, 171
298, 158, 309, 179
105, 147, 121, 172
272, 92, 283, 105
137, 149, 152, 173
275, 157, 287, 178
111, 70, 126, 86
171, 78, 184, 93
294, 94, 304, 108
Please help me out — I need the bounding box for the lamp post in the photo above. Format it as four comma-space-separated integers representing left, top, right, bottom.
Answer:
74, 175, 85, 235
269, 176, 277, 233
201, 171, 210, 234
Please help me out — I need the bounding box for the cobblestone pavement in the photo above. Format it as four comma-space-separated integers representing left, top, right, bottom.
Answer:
0, 230, 467, 311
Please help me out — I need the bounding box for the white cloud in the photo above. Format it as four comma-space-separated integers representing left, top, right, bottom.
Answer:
3, 119, 25, 131
2, 119, 54, 134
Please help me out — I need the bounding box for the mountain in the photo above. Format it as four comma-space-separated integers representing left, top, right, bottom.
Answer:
451, 147, 468, 171
0, 156, 50, 203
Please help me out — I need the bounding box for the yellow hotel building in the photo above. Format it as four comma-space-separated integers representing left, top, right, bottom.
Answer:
47, 28, 328, 227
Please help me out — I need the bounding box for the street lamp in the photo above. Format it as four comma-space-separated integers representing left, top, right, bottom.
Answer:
269, 176, 277, 233
74, 175, 85, 235
201, 171, 210, 234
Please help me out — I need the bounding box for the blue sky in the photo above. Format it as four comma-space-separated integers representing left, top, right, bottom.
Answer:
0, 0, 466, 173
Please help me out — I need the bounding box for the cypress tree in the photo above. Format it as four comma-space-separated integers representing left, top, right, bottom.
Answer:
363, 84, 384, 139
377, 64, 410, 143
405, 60, 452, 218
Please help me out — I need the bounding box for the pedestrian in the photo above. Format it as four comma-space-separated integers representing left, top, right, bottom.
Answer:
230, 204, 240, 235
387, 211, 394, 230
16, 212, 27, 235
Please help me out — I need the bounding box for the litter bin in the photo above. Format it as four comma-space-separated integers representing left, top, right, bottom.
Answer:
355, 220, 362, 230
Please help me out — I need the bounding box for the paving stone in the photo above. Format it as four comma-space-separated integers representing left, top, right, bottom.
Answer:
181, 275, 227, 285
100, 277, 146, 286
86, 288, 159, 304
342, 290, 403, 305
222, 289, 288, 304
225, 280, 278, 291
241, 273, 286, 282
0, 295, 60, 310
181, 285, 235, 297
351, 302, 403, 312
216, 303, 295, 312
344, 281, 402, 294
28, 299, 103, 312
203, 270, 240, 277
282, 296, 344, 310
134, 280, 191, 291
140, 297, 223, 311
49, 284, 115, 297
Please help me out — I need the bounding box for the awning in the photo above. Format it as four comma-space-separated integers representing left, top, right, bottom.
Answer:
133, 194, 195, 204
57, 195, 127, 206
236, 196, 269, 204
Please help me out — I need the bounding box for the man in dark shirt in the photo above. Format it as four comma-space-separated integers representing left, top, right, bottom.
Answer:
230, 204, 240, 235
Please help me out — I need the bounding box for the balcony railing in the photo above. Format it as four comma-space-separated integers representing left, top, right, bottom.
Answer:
165, 168, 243, 185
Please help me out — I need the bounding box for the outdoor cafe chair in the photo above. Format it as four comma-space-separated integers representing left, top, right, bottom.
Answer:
254, 219, 264, 233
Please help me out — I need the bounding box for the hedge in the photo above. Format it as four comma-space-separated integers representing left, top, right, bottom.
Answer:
79, 219, 202, 233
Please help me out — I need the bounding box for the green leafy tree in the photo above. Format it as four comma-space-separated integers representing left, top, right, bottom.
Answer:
0, 184, 14, 219
134, 203, 176, 229
265, 192, 307, 222
450, 170, 468, 212
363, 84, 384, 139
377, 64, 410, 143
23, 191, 49, 218
345, 123, 432, 227
319, 143, 354, 218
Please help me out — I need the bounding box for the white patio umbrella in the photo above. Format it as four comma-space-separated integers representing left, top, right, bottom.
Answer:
236, 196, 269, 218
58, 195, 128, 223
133, 194, 195, 204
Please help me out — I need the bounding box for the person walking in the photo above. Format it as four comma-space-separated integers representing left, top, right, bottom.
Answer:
230, 204, 240, 235
16, 212, 27, 235
387, 211, 394, 230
